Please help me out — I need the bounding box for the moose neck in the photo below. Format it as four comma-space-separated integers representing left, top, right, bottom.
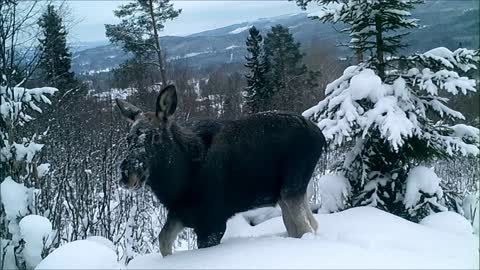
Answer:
146, 122, 204, 208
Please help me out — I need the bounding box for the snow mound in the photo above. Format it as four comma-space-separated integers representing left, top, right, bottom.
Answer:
420, 211, 474, 236
317, 174, 351, 213
37, 163, 50, 178
1, 176, 29, 220
128, 207, 478, 269
86, 236, 116, 251
242, 206, 282, 226
20, 215, 53, 269
35, 240, 121, 269
404, 166, 443, 209
463, 191, 480, 234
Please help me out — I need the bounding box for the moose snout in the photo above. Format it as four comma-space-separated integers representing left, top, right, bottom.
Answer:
127, 173, 140, 189
119, 159, 146, 190
119, 170, 142, 190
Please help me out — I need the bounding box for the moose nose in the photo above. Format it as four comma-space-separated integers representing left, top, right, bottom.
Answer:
127, 173, 140, 189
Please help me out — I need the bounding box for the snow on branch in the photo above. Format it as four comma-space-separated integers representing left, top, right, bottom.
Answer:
304, 47, 479, 157
0, 85, 57, 126
418, 47, 479, 72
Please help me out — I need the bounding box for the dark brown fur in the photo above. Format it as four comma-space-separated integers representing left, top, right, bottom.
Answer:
117, 85, 326, 256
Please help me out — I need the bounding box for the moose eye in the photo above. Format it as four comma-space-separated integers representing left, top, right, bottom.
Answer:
152, 134, 161, 143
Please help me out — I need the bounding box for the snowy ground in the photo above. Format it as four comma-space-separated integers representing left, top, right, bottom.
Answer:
36, 207, 479, 269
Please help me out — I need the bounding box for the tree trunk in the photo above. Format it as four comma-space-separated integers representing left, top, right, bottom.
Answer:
375, 15, 385, 80
147, 0, 168, 87
356, 51, 363, 64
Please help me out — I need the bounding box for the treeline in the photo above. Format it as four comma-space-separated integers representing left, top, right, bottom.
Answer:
81, 26, 342, 122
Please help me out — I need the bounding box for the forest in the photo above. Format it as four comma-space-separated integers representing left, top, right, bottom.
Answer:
0, 0, 479, 269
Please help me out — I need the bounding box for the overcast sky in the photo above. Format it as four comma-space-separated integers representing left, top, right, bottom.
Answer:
67, 1, 316, 43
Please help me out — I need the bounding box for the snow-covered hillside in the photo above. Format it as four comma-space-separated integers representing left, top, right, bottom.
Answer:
35, 207, 478, 269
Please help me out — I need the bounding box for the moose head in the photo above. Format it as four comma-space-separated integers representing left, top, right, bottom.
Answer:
116, 85, 179, 190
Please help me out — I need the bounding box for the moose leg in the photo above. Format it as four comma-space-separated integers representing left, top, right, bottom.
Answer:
159, 214, 184, 257
195, 222, 226, 249
279, 199, 297, 237
304, 194, 318, 232
279, 193, 315, 238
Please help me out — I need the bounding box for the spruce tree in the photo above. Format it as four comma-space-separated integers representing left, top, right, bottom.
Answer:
264, 25, 318, 112
294, 0, 422, 79
299, 0, 479, 220
105, 0, 181, 86
37, 4, 77, 92
244, 26, 271, 113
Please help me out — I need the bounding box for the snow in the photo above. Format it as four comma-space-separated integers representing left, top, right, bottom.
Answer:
127, 207, 478, 269
37, 163, 50, 178
86, 236, 116, 251
1, 177, 29, 220
225, 45, 240, 50
0, 85, 57, 126
420, 211, 473, 236
317, 174, 351, 213
404, 166, 443, 209
242, 206, 282, 226
463, 191, 480, 234
423, 47, 460, 69
451, 124, 479, 142
229, 25, 252, 34
91, 88, 137, 100
303, 49, 479, 156
418, 47, 479, 73
1, 239, 16, 270
35, 240, 121, 269
86, 68, 111, 75
19, 215, 53, 269
349, 69, 383, 102
304, 66, 417, 150
13, 142, 44, 162
184, 51, 210, 58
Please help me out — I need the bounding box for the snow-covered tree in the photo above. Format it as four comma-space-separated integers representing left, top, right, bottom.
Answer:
1, 81, 57, 269
300, 0, 479, 220
304, 48, 479, 220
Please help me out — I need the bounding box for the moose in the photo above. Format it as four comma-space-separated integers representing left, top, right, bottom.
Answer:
116, 85, 326, 256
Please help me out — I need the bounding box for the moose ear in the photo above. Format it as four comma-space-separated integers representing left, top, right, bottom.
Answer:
156, 85, 177, 119
116, 99, 142, 122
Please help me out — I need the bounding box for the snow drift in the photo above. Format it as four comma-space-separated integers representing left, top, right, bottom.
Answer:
36, 207, 478, 269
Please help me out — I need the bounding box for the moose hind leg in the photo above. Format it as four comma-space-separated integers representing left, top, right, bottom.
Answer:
159, 214, 184, 257
304, 194, 318, 232
280, 194, 315, 238
279, 199, 298, 237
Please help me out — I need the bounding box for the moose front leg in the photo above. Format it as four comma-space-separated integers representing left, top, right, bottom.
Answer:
195, 222, 226, 249
159, 213, 184, 257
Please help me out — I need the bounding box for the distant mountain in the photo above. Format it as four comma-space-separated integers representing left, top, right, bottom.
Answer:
69, 40, 109, 53
72, 0, 479, 74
